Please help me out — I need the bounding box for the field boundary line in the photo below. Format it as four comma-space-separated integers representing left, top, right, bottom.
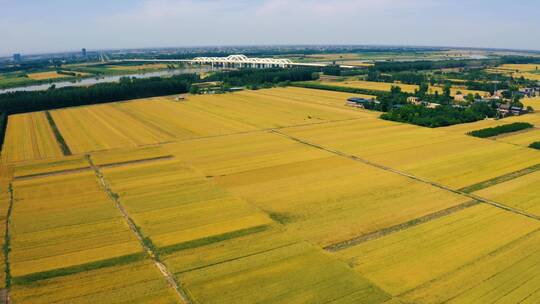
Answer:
13, 166, 93, 181
2, 184, 13, 304
97, 155, 175, 169
270, 130, 540, 222
324, 200, 480, 252
44, 111, 72, 156
86, 155, 193, 304
12, 156, 175, 181
459, 163, 540, 193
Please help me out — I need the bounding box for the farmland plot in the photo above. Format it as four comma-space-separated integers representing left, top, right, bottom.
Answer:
91, 145, 171, 167
178, 241, 391, 304
317, 79, 489, 97
12, 155, 89, 178
495, 128, 540, 147
10, 258, 179, 304
166, 132, 469, 247
282, 119, 540, 189
50, 105, 170, 154
336, 204, 540, 295
402, 229, 540, 304
2, 112, 63, 163
474, 169, 540, 216
10, 171, 141, 278
100, 159, 272, 249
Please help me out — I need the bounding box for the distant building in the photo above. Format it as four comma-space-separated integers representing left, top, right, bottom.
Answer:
453, 94, 466, 102
426, 102, 441, 109
407, 96, 422, 105
497, 103, 527, 117
519, 87, 538, 97
13, 53, 21, 62
81, 48, 87, 57
346, 97, 378, 108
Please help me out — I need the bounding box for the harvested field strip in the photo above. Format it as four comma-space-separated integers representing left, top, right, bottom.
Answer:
325, 200, 480, 252
271, 129, 540, 222
12, 252, 146, 285
87, 156, 192, 304
44, 111, 71, 155
459, 163, 540, 193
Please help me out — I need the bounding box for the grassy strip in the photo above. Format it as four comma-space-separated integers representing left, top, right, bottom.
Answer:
12, 252, 146, 286
291, 81, 387, 97
468, 122, 534, 138
45, 111, 72, 155
3, 185, 13, 288
529, 142, 540, 150
325, 200, 480, 252
459, 163, 540, 193
159, 225, 269, 256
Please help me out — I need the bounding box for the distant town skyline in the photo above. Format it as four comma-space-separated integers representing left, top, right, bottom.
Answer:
2, 0, 540, 56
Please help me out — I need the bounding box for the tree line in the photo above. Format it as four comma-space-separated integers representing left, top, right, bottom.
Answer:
0, 67, 319, 115
381, 103, 497, 128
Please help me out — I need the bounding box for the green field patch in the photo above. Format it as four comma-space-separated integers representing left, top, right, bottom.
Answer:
468, 122, 534, 138
159, 225, 269, 256
12, 252, 146, 286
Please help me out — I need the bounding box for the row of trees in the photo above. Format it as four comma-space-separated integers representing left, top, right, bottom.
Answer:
381, 103, 497, 128
0, 67, 320, 115
206, 67, 319, 87
0, 74, 199, 114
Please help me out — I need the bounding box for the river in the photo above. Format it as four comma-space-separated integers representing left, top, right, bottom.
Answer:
0, 67, 212, 94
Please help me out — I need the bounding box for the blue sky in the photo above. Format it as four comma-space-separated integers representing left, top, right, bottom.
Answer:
1, 0, 539, 56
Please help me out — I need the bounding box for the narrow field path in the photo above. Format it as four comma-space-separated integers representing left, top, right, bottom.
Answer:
271, 130, 540, 223
86, 155, 192, 304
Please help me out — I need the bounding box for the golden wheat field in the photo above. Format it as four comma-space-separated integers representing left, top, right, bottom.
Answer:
281, 118, 540, 189
10, 171, 142, 277
26, 71, 67, 80
166, 132, 469, 247
318, 79, 490, 97
337, 204, 540, 296
2, 87, 540, 303
100, 159, 272, 248
2, 112, 63, 163
499, 64, 540, 72
10, 257, 180, 304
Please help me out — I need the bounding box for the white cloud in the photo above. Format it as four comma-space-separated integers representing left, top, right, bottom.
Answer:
1, 0, 539, 55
